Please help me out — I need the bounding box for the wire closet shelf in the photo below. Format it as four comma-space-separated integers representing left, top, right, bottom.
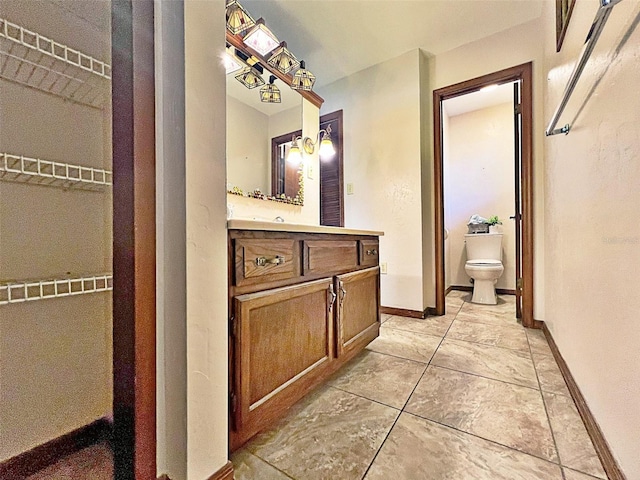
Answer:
0, 17, 111, 109
0, 274, 113, 306
0, 152, 112, 190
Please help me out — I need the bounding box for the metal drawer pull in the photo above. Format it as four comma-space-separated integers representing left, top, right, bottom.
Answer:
255, 255, 285, 266
366, 249, 378, 256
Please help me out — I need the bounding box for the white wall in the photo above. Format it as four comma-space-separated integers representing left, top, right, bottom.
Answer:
429, 16, 546, 319
184, 1, 229, 478
0, 0, 112, 462
226, 96, 270, 194
318, 50, 425, 311
542, 0, 640, 477
444, 102, 516, 290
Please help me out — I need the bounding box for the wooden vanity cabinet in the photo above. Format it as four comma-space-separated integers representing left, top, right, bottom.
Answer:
228, 228, 381, 451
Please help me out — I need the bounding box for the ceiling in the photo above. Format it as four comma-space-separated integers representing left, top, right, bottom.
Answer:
240, 0, 544, 88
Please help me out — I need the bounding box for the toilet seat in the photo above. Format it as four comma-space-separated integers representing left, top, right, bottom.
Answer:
465, 259, 502, 266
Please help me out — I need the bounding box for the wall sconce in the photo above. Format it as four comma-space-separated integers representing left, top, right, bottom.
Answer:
243, 18, 280, 56
226, 0, 255, 35
291, 60, 316, 91
287, 125, 335, 163
260, 76, 281, 103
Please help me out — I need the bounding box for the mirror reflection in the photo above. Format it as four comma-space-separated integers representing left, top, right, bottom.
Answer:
226, 61, 303, 204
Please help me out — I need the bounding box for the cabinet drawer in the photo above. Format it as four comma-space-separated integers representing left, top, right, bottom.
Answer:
303, 240, 358, 276
359, 240, 379, 267
234, 239, 299, 287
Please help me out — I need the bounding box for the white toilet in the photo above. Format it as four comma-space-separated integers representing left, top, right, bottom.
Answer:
464, 233, 504, 305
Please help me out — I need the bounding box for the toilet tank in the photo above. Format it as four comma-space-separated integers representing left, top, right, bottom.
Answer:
464, 233, 503, 261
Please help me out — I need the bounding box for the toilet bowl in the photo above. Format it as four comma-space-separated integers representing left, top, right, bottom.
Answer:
464, 233, 504, 305
465, 260, 504, 304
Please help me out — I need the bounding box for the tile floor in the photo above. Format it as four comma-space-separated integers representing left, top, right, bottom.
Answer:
232, 291, 607, 480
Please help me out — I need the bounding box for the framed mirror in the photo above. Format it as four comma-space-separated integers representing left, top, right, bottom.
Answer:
226, 59, 304, 205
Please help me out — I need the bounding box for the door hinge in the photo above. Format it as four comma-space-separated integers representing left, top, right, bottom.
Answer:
516, 278, 523, 290
229, 315, 237, 338
515, 103, 522, 115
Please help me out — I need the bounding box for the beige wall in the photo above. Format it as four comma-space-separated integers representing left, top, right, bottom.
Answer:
318, 50, 425, 311
0, 0, 112, 462
428, 16, 546, 318
542, 0, 640, 477
184, 1, 229, 478
226, 96, 270, 194
444, 102, 516, 290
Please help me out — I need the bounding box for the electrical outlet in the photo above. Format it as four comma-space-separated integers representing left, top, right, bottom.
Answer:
380, 262, 388, 274
347, 183, 354, 195
307, 163, 314, 179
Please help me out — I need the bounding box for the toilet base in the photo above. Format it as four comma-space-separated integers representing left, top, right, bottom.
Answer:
471, 279, 498, 305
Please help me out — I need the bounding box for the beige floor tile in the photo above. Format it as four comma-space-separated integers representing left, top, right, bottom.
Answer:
364, 413, 563, 480
446, 289, 470, 299
432, 339, 538, 388
526, 328, 554, 356
328, 350, 426, 409
26, 443, 113, 480
380, 313, 392, 324
446, 320, 530, 352
456, 307, 521, 329
543, 392, 606, 479
533, 352, 571, 396
563, 467, 605, 480
231, 449, 293, 479
406, 366, 558, 462
367, 325, 442, 363
247, 386, 399, 480
383, 314, 453, 337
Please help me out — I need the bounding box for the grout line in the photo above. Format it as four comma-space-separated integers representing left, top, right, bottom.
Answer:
527, 326, 566, 479
427, 363, 542, 392
401, 411, 563, 468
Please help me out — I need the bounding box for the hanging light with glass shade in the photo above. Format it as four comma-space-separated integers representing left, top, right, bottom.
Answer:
223, 46, 244, 74
225, 0, 255, 35
235, 65, 265, 89
242, 18, 280, 56
267, 41, 299, 75
260, 75, 281, 103
291, 60, 316, 91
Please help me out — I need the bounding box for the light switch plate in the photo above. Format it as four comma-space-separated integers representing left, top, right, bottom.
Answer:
347, 183, 354, 195
307, 163, 314, 180
381, 262, 387, 274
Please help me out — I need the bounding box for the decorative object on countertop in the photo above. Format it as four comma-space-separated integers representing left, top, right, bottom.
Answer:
467, 214, 489, 234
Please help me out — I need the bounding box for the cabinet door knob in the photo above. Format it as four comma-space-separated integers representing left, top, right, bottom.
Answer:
255, 255, 285, 266
339, 282, 347, 308
366, 249, 378, 256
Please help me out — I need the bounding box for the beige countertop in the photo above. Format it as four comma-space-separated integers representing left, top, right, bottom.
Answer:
227, 219, 384, 236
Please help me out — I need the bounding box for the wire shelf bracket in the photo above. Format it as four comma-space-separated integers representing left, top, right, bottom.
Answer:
0, 17, 111, 109
0, 152, 112, 190
0, 274, 113, 306
545, 0, 624, 136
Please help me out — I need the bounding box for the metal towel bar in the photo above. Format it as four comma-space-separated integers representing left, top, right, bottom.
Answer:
546, 0, 624, 136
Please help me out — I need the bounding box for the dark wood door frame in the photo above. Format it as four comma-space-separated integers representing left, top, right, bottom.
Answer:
320, 110, 344, 227
112, 1, 157, 478
433, 62, 535, 328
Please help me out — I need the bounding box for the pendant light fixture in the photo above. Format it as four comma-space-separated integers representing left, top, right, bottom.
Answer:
267, 41, 299, 75
235, 66, 265, 89
260, 75, 281, 103
225, 0, 255, 35
242, 18, 279, 56
291, 60, 316, 91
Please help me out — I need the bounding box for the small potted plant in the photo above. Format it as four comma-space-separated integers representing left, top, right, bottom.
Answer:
487, 215, 502, 233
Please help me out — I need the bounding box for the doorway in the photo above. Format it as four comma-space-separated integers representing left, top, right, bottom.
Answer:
320, 110, 344, 227
433, 63, 535, 328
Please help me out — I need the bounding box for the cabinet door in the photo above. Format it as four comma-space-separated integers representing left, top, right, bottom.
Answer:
336, 266, 380, 359
231, 278, 336, 448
